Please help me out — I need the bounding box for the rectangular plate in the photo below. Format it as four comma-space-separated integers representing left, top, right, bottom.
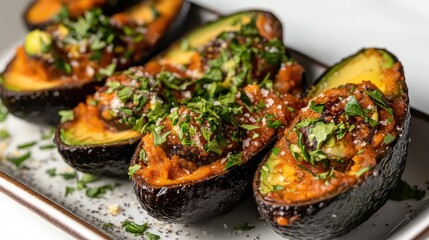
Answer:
1, 3, 429, 240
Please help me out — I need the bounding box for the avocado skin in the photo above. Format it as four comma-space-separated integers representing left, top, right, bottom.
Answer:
54, 126, 140, 177
132, 137, 276, 223
0, 80, 101, 125
253, 48, 410, 239
254, 110, 409, 239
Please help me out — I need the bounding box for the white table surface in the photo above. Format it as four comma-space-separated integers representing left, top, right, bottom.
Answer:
1, 0, 429, 239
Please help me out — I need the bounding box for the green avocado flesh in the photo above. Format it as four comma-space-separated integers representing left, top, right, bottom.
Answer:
161, 12, 255, 65
309, 49, 396, 97
60, 128, 139, 146
260, 154, 283, 195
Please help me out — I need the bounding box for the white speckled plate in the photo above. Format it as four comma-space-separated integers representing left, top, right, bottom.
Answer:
1, 3, 429, 240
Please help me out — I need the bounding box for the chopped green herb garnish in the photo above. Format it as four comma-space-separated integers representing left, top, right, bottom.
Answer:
46, 168, 56, 177
76, 173, 98, 190
287, 107, 295, 112
266, 114, 282, 129
271, 147, 280, 156
85, 184, 117, 198
99, 63, 116, 77
139, 149, 148, 164
336, 122, 347, 140
366, 89, 394, 115
310, 101, 324, 114
54, 5, 69, 22
272, 185, 284, 192
55, 58, 72, 75
145, 232, 160, 240
345, 96, 378, 127
122, 220, 149, 236
153, 126, 170, 145
234, 223, 255, 231
316, 167, 335, 184
59, 110, 74, 123
8, 152, 31, 168
252, 133, 259, 139
106, 80, 121, 90
383, 134, 396, 145
17, 141, 37, 149
0, 101, 8, 122
102, 222, 114, 229
59, 171, 77, 180
39, 144, 56, 150
240, 124, 259, 131
0, 129, 10, 140
128, 164, 141, 178
224, 153, 243, 170
80, 173, 98, 184
117, 86, 133, 103
356, 166, 373, 177
311, 121, 336, 148
65, 186, 75, 197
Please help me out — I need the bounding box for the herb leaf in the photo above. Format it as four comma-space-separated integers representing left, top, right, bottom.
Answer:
272, 185, 284, 191
153, 126, 170, 145
85, 184, 117, 198
0, 100, 8, 122
128, 164, 141, 178
0, 129, 10, 139
383, 134, 396, 145
46, 168, 57, 177
17, 141, 37, 149
240, 124, 259, 131
224, 153, 243, 170
59, 110, 74, 123
310, 101, 324, 114
345, 96, 378, 127
356, 166, 373, 177
99, 63, 116, 77
271, 147, 280, 156
234, 223, 255, 231
366, 89, 394, 115
65, 186, 75, 197
145, 232, 160, 240
122, 220, 149, 236
39, 144, 56, 150
8, 152, 31, 167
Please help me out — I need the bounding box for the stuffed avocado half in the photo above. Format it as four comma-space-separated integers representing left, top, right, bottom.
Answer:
124, 10, 306, 223
1, 0, 186, 125
253, 48, 410, 239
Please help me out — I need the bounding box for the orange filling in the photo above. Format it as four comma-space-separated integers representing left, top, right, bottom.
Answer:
26, 0, 107, 25
3, 47, 92, 91
137, 82, 302, 186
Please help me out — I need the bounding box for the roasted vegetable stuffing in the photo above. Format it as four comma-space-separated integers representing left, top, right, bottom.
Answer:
124, 10, 305, 223
1, 0, 185, 124
254, 48, 410, 239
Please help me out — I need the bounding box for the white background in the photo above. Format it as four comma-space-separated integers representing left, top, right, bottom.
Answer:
1, 0, 429, 239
